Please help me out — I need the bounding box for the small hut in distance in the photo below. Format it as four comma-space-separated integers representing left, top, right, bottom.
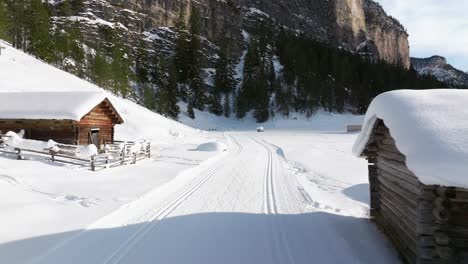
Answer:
0, 92, 123, 148
354, 90, 468, 264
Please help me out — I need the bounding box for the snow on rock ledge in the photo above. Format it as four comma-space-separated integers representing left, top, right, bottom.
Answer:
353, 89, 468, 188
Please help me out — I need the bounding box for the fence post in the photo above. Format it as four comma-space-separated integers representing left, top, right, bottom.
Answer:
147, 141, 151, 158
16, 148, 22, 160
50, 150, 55, 162
121, 146, 125, 165
133, 152, 137, 164
91, 155, 95, 171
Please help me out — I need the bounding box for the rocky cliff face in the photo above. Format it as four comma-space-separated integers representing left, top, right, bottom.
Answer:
411, 56, 468, 87
363, 0, 410, 68
55, 0, 410, 68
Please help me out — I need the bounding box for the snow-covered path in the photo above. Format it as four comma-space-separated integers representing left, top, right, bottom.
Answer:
7, 133, 398, 264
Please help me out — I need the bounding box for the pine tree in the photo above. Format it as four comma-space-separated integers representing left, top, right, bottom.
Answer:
208, 92, 223, 116
135, 39, 150, 86
68, 22, 85, 76
142, 83, 155, 110
89, 50, 111, 88
156, 62, 180, 120
186, 5, 205, 110
5, 0, 26, 49
190, 73, 205, 110
187, 100, 195, 119
110, 35, 131, 98
223, 93, 231, 118
173, 2, 189, 88
70, 0, 83, 13
27, 0, 54, 62
214, 43, 236, 94
59, 0, 72, 16
0, 0, 9, 41
253, 72, 270, 123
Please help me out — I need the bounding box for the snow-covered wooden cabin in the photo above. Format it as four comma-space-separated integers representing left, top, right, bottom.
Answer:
0, 92, 123, 148
354, 90, 468, 264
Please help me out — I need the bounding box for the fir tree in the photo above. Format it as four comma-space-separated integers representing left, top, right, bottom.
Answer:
142, 83, 155, 110
5, 0, 26, 49
59, 0, 72, 16
89, 50, 111, 88
110, 34, 131, 98
135, 39, 150, 85
208, 92, 223, 116
0, 0, 9, 41
156, 62, 180, 120
214, 43, 236, 94
173, 2, 189, 88
70, 0, 84, 13
186, 5, 205, 110
253, 72, 270, 123
187, 100, 195, 119
223, 93, 231, 118
27, 0, 54, 62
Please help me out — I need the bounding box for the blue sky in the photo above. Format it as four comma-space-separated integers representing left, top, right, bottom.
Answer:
375, 0, 468, 71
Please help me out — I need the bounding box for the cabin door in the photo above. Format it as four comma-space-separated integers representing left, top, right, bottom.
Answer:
89, 128, 100, 148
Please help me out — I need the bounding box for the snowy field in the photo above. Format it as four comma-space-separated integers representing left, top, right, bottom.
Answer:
0, 41, 399, 263
0, 122, 401, 264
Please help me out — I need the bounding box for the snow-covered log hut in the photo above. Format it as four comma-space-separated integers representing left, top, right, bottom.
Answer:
0, 92, 123, 148
353, 90, 468, 264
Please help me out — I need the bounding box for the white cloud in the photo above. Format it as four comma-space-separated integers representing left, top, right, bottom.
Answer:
375, 0, 468, 71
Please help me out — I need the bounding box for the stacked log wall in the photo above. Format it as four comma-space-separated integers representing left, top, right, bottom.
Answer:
0, 120, 75, 144
76, 102, 115, 146
365, 120, 468, 263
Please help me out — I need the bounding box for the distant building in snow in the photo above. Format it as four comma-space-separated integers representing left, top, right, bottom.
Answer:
0, 92, 123, 148
353, 90, 468, 264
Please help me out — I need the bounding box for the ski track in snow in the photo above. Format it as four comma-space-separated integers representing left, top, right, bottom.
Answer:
24, 133, 398, 264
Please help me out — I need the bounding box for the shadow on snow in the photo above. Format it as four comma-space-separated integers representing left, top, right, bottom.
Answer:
0, 212, 399, 264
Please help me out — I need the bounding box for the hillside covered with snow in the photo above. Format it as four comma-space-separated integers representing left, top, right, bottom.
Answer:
0, 41, 224, 260
0, 40, 200, 143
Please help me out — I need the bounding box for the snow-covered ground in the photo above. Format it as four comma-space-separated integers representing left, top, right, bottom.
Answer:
0, 41, 223, 260
0, 41, 399, 263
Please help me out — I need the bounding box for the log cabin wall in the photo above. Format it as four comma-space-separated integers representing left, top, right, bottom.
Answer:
76, 101, 115, 146
0, 119, 75, 144
365, 120, 468, 264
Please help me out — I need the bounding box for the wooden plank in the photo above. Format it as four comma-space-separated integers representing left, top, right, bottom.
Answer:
377, 174, 419, 206
380, 197, 418, 235
378, 149, 406, 163
376, 156, 419, 185
374, 212, 418, 263
379, 187, 418, 217
378, 168, 422, 196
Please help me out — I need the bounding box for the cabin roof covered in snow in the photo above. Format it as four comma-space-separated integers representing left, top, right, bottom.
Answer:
0, 92, 123, 122
0, 41, 123, 123
353, 89, 468, 188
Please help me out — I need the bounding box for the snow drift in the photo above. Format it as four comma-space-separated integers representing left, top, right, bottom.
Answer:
353, 89, 468, 187
194, 142, 228, 152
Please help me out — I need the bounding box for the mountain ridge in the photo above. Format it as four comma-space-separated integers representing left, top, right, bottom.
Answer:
411, 56, 468, 87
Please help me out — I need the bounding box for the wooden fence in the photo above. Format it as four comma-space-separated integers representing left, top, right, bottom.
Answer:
0, 136, 151, 171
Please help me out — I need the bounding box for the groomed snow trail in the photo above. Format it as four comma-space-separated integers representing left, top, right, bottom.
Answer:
28, 133, 397, 264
